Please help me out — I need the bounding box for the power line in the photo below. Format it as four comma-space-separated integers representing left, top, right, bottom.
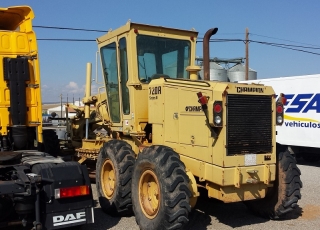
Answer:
203, 38, 320, 50
250, 40, 320, 50
197, 38, 320, 55
37, 38, 95, 41
34, 25, 320, 49
36, 36, 320, 55
197, 38, 243, 42
250, 33, 320, 48
250, 40, 320, 56
34, 25, 107, 33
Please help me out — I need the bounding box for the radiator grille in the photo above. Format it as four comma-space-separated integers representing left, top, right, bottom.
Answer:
226, 94, 272, 155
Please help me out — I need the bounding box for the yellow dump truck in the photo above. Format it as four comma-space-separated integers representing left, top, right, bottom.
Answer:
0, 6, 94, 229
68, 21, 302, 229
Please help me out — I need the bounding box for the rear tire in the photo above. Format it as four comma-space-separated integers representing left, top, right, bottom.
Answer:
132, 145, 191, 230
244, 151, 302, 219
96, 140, 135, 216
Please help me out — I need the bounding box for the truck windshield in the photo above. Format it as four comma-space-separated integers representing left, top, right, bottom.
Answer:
136, 35, 191, 83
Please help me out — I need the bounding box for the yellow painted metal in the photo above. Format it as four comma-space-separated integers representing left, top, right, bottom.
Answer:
81, 139, 105, 150
84, 63, 92, 119
101, 159, 116, 199
71, 21, 279, 204
76, 139, 105, 160
206, 182, 267, 203
263, 164, 271, 185
0, 6, 43, 142
234, 167, 241, 188
139, 169, 160, 219
78, 156, 88, 164
180, 155, 276, 186
186, 65, 201, 80
96, 22, 198, 134
186, 170, 199, 209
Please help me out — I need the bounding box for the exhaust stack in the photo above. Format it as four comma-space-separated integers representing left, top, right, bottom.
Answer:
203, 28, 218, 80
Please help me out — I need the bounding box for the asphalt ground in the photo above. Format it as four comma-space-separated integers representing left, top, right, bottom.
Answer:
80, 158, 320, 230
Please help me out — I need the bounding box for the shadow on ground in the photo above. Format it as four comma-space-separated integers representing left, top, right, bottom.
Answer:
76, 207, 121, 230
296, 158, 320, 168
185, 188, 302, 230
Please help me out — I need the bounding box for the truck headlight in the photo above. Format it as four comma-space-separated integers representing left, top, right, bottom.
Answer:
215, 115, 222, 124
276, 115, 283, 124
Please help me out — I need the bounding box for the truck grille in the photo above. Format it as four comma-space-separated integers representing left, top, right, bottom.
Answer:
226, 94, 272, 155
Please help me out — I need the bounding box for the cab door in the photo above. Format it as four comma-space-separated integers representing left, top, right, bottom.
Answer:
100, 38, 122, 127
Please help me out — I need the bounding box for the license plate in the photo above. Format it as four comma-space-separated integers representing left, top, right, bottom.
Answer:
245, 154, 257, 166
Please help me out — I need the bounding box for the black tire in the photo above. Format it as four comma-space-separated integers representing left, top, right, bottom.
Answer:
42, 129, 60, 157
96, 140, 135, 216
302, 154, 320, 163
132, 145, 191, 230
244, 150, 302, 219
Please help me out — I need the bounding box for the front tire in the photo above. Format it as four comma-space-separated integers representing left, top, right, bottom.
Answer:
244, 151, 302, 219
132, 145, 191, 230
96, 140, 135, 216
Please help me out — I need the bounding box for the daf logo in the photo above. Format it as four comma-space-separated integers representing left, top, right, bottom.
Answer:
53, 212, 86, 226
185, 106, 202, 112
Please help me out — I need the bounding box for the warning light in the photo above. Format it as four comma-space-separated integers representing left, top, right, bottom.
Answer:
197, 92, 208, 106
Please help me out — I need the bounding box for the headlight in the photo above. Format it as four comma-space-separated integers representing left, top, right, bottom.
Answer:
277, 115, 283, 124
215, 115, 222, 124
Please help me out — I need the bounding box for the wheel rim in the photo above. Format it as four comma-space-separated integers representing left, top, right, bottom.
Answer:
139, 169, 160, 219
101, 159, 116, 199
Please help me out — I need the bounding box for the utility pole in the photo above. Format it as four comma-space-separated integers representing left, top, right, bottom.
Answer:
60, 94, 63, 118
245, 28, 249, 81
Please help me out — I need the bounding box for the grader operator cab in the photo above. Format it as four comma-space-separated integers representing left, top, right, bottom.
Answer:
69, 22, 302, 229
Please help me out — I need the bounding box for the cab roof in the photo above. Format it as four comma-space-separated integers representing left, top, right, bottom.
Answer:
0, 6, 34, 31
97, 21, 198, 44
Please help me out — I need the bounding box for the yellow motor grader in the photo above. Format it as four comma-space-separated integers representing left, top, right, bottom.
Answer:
67, 21, 302, 229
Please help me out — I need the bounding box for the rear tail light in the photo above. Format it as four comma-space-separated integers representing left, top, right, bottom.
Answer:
55, 185, 90, 199
213, 101, 223, 127
276, 102, 284, 125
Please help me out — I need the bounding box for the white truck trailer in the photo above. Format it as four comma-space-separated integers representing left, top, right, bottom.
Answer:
241, 74, 320, 162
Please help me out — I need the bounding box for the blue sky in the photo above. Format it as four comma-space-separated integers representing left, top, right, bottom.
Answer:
4, 1, 320, 102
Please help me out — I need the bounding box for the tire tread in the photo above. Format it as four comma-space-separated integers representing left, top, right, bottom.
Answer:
96, 140, 135, 216
244, 150, 302, 219
132, 145, 191, 230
